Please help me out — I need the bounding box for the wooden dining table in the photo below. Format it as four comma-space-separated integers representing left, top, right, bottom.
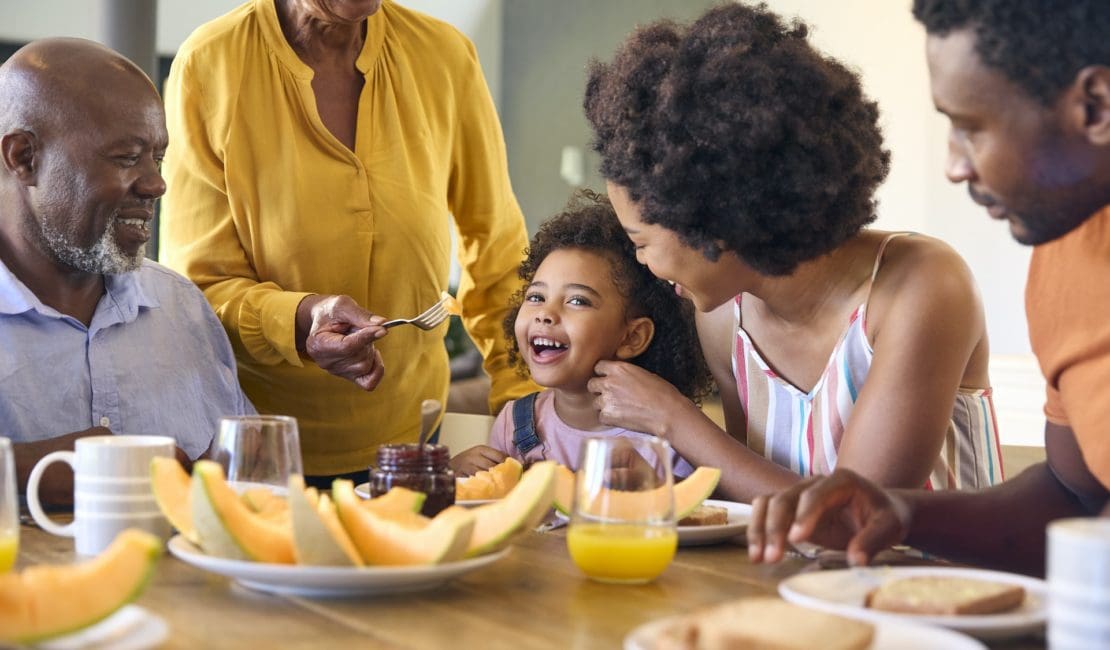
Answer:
17, 519, 1046, 649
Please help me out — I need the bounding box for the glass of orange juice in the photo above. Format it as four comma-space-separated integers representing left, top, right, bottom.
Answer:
566, 436, 677, 584
0, 437, 18, 572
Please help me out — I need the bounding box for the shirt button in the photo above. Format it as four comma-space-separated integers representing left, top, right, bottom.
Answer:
100, 416, 110, 427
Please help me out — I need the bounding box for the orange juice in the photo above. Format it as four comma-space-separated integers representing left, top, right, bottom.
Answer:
567, 523, 677, 583
0, 533, 17, 573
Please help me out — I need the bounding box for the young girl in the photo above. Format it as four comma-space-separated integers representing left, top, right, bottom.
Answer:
450, 191, 713, 476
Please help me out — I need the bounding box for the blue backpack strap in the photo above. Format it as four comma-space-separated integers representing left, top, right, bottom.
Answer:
511, 391, 542, 455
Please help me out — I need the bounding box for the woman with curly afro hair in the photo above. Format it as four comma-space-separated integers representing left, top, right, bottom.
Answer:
583, 2, 1003, 502
449, 190, 713, 476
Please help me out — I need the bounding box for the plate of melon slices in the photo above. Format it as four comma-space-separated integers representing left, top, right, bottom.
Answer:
153, 457, 557, 598
168, 535, 510, 597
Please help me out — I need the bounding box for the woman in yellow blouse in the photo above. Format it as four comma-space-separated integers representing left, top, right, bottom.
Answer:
159, 0, 535, 481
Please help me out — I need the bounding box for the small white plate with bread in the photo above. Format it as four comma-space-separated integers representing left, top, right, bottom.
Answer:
677, 499, 751, 546
778, 566, 1046, 640
623, 596, 986, 650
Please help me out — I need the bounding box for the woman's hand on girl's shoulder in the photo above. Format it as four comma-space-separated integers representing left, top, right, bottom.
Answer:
589, 360, 695, 439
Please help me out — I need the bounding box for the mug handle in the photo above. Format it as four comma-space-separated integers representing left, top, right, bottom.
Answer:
26, 450, 76, 537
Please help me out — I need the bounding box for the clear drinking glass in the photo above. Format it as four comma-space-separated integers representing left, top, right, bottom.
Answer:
0, 437, 18, 572
209, 415, 303, 494
566, 436, 678, 584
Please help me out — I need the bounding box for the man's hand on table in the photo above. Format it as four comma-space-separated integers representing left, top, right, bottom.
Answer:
748, 469, 913, 567
297, 294, 387, 391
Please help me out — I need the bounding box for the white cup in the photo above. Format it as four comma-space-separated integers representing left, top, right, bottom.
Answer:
27, 435, 175, 555
1047, 517, 1110, 650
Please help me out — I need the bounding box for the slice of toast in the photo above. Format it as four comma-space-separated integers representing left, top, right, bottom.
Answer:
678, 504, 729, 526
655, 597, 874, 650
865, 575, 1025, 615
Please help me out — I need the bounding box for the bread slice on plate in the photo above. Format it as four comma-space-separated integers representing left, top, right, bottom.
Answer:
655, 597, 874, 650
865, 576, 1025, 615
678, 504, 729, 526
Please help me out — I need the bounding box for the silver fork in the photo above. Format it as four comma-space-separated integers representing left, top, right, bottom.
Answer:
381, 297, 449, 330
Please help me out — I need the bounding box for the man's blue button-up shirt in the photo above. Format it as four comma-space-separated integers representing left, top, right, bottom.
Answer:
0, 258, 253, 459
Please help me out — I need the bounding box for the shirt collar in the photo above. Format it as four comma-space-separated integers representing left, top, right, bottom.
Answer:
256, 0, 387, 80
0, 257, 159, 322
0, 257, 42, 315
104, 261, 160, 319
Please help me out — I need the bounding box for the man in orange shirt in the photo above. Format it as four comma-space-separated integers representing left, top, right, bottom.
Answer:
748, 0, 1109, 576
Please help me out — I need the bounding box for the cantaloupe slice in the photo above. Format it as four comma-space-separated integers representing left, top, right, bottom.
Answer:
332, 480, 476, 565
361, 486, 425, 515
553, 465, 721, 520
553, 464, 575, 515
466, 461, 556, 557
287, 475, 363, 567
456, 457, 524, 500
0, 529, 161, 644
241, 487, 290, 525
150, 456, 198, 544
191, 460, 295, 564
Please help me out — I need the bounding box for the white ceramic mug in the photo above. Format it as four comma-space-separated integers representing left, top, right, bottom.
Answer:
1047, 517, 1110, 650
27, 435, 175, 555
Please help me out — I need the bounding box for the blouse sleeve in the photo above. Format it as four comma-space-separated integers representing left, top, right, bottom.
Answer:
159, 55, 310, 368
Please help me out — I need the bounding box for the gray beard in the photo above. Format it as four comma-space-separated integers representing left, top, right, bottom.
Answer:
39, 217, 145, 275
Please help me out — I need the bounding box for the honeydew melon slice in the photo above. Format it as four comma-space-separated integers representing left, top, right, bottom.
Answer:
456, 457, 523, 500
465, 461, 556, 557
0, 529, 161, 644
361, 486, 425, 515
332, 480, 475, 565
190, 460, 295, 564
287, 475, 362, 567
553, 465, 721, 520
150, 456, 198, 544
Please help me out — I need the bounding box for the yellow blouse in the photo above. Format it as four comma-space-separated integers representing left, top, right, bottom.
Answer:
160, 0, 535, 474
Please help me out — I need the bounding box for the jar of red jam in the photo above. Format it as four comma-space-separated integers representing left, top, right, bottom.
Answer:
369, 444, 455, 516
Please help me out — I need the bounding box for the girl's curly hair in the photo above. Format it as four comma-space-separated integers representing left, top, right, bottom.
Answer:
584, 2, 890, 276
504, 190, 713, 403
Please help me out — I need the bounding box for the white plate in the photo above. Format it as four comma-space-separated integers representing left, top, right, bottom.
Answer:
37, 605, 169, 650
167, 535, 510, 597
352, 482, 493, 507
677, 499, 751, 547
778, 566, 1047, 640
623, 608, 986, 650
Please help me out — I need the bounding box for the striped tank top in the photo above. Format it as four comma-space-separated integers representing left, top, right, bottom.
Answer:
731, 233, 1004, 490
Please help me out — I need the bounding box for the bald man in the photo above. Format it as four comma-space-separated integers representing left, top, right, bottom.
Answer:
0, 38, 252, 506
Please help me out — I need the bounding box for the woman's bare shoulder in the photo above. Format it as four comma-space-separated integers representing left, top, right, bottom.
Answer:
866, 232, 983, 335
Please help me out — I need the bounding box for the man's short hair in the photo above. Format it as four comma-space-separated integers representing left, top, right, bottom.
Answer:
913, 0, 1110, 105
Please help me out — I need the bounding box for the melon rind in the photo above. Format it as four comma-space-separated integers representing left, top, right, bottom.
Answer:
553, 465, 721, 520
465, 461, 556, 557
190, 460, 295, 564
361, 486, 426, 515
150, 456, 198, 544
0, 529, 162, 644
332, 481, 476, 565
287, 475, 361, 566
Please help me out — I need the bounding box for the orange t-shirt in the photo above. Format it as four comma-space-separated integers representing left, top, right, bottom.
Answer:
1025, 205, 1110, 489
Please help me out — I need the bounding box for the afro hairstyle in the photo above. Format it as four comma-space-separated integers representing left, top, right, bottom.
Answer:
584, 2, 890, 276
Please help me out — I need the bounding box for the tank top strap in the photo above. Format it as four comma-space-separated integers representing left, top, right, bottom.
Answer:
863, 232, 914, 305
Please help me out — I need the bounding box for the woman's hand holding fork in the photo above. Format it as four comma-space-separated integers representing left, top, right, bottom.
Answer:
296, 294, 387, 391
